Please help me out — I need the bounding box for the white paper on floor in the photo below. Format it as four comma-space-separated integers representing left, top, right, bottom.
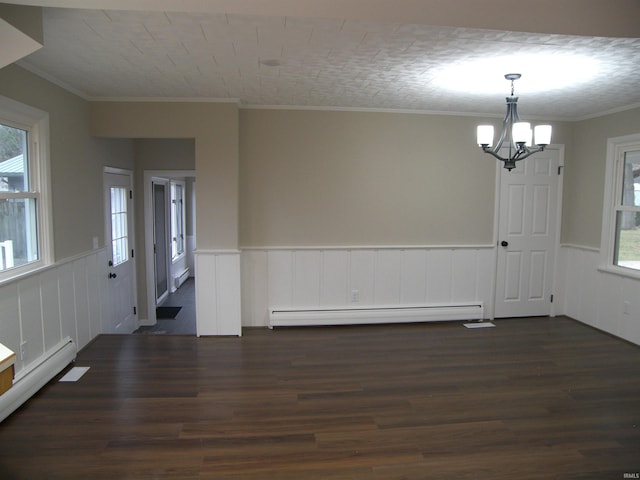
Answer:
463, 322, 496, 329
59, 366, 90, 382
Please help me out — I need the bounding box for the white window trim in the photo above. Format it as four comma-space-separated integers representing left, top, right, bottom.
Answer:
170, 179, 186, 263
0, 95, 53, 284
599, 133, 640, 280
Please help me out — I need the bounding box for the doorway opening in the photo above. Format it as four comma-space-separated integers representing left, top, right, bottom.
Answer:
137, 169, 196, 335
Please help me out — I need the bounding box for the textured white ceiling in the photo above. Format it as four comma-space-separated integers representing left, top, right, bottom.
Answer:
16, 7, 640, 120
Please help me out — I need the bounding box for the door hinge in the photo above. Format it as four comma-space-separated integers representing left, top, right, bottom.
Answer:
131, 249, 134, 258
133, 306, 137, 315
129, 190, 133, 199
557, 166, 563, 175
550, 294, 554, 303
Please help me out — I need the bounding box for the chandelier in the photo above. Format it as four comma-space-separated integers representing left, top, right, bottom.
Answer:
476, 74, 552, 171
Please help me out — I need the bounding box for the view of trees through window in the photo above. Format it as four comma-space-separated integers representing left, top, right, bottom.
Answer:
614, 150, 640, 270
1, 122, 36, 272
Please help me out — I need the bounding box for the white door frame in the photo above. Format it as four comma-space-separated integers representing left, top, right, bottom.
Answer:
103, 166, 138, 333
143, 169, 195, 327
152, 177, 170, 306
491, 145, 565, 319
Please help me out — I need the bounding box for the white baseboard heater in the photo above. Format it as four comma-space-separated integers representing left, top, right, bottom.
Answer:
0, 337, 76, 423
174, 268, 190, 290
269, 303, 484, 328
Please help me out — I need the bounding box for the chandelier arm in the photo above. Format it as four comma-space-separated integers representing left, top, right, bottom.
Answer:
482, 143, 546, 168
481, 146, 511, 163
483, 97, 519, 162
512, 145, 546, 163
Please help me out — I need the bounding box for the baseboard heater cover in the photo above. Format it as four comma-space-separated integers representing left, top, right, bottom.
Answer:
0, 337, 76, 423
174, 268, 190, 290
269, 303, 484, 328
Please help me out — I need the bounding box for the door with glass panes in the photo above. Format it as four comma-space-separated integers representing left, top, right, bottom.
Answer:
104, 169, 137, 333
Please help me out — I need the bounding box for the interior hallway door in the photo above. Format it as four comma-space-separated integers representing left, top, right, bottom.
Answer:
494, 148, 563, 318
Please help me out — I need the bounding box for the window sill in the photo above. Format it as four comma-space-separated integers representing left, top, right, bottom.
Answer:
0, 262, 50, 287
597, 264, 640, 281
171, 253, 186, 265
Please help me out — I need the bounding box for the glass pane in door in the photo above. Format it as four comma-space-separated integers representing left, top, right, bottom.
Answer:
110, 186, 129, 266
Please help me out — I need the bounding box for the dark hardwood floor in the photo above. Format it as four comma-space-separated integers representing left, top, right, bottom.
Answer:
1, 316, 639, 479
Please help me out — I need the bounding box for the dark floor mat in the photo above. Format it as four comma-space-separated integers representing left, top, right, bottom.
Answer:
156, 306, 182, 319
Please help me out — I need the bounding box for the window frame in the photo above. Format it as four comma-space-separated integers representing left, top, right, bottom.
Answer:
170, 179, 185, 262
0, 95, 53, 283
600, 133, 640, 280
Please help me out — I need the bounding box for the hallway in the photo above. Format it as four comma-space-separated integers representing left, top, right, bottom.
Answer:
134, 278, 196, 335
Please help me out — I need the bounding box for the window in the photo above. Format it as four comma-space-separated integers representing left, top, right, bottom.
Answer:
170, 181, 185, 260
110, 186, 129, 267
601, 134, 640, 277
0, 96, 51, 281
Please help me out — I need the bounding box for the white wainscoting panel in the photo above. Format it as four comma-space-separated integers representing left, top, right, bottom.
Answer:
374, 249, 402, 305
293, 251, 322, 306
321, 250, 349, 306
350, 250, 376, 305
0, 249, 110, 377
400, 249, 428, 304
195, 250, 242, 336
39, 268, 61, 354
241, 250, 269, 327
426, 250, 454, 302
18, 275, 44, 363
73, 257, 91, 349
241, 246, 495, 328
559, 245, 640, 345
267, 250, 293, 308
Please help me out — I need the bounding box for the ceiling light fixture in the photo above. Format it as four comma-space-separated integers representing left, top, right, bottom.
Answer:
477, 74, 552, 171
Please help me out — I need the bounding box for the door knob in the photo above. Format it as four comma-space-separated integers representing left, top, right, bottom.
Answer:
500, 240, 509, 247
109, 272, 117, 279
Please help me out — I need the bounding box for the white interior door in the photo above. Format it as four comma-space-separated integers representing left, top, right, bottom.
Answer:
104, 169, 137, 333
494, 149, 562, 318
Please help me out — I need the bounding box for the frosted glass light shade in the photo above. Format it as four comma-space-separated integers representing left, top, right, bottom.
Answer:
512, 122, 531, 144
477, 125, 494, 146
534, 125, 552, 145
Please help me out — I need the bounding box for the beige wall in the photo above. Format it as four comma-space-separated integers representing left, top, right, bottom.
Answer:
562, 107, 640, 248
90, 101, 239, 250
240, 108, 573, 247
0, 64, 135, 261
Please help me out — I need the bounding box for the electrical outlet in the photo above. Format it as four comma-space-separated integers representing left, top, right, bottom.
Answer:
350, 289, 359, 303
20, 341, 27, 361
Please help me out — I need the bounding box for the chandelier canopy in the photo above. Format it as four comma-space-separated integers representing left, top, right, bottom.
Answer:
477, 74, 552, 171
